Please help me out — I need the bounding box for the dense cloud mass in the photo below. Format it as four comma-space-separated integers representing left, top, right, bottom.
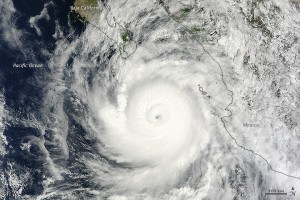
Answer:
0, 0, 300, 199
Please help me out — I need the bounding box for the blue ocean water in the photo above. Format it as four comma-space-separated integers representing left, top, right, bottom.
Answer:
0, 0, 85, 198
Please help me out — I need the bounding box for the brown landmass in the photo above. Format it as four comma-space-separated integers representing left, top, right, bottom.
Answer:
73, 0, 99, 21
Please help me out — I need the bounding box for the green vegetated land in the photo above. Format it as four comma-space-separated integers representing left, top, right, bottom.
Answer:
121, 31, 133, 43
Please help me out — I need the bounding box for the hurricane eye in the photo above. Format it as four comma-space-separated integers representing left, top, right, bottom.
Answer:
146, 104, 170, 125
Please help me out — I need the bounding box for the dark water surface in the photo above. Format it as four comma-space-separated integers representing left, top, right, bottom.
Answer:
0, 0, 85, 198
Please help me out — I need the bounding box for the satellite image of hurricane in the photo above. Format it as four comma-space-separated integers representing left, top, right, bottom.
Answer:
0, 0, 300, 199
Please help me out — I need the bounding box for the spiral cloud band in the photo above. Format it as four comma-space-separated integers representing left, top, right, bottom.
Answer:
2, 0, 300, 199
62, 0, 236, 196
89, 57, 213, 192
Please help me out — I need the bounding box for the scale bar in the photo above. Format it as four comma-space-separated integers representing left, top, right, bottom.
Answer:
265, 193, 287, 195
